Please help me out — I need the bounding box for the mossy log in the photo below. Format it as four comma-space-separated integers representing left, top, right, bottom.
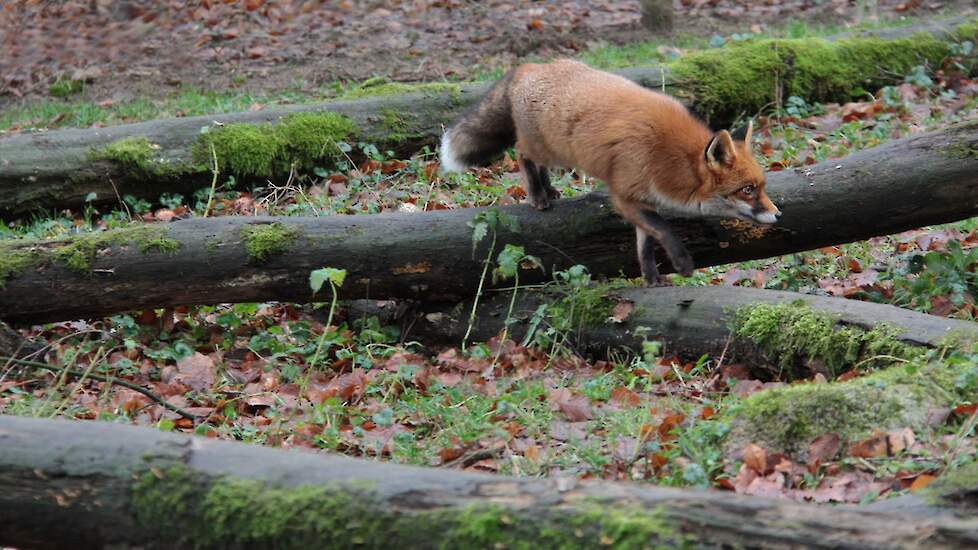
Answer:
2, 122, 978, 323
407, 286, 978, 369
2, 415, 978, 550
0, 18, 974, 216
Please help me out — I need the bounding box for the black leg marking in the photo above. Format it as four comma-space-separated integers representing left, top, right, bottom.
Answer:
638, 210, 694, 277
519, 156, 552, 210
636, 229, 660, 285
538, 165, 559, 200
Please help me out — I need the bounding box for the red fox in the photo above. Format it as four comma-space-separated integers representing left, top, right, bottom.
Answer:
440, 59, 780, 283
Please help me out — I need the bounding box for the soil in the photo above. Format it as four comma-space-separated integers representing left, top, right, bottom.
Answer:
0, 0, 972, 109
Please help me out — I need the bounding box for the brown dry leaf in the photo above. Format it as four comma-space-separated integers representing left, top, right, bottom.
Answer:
549, 388, 593, 421
324, 369, 368, 403
609, 386, 641, 408
909, 474, 936, 492
743, 443, 769, 474
657, 413, 685, 441
609, 300, 634, 323
173, 352, 215, 391
806, 433, 841, 467
849, 432, 889, 458
887, 428, 915, 454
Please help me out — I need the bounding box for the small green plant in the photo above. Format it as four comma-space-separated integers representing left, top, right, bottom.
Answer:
461, 209, 520, 350
308, 267, 347, 369
491, 244, 543, 363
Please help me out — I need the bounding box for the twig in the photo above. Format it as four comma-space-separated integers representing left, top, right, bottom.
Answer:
0, 356, 197, 421
203, 143, 220, 217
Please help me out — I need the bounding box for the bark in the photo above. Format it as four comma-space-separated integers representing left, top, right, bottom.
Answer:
405, 286, 978, 366
0, 321, 37, 359
0, 17, 971, 216
1, 122, 978, 324
1, 415, 976, 550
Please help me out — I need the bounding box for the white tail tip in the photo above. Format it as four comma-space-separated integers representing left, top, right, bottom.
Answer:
439, 130, 467, 173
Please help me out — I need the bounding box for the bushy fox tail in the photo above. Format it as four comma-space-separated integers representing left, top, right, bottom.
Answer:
439, 70, 516, 173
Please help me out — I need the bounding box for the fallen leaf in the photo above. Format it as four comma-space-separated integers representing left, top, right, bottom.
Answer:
549, 388, 593, 421
743, 443, 769, 474
173, 352, 215, 391
806, 433, 841, 467
610, 386, 641, 407
909, 474, 936, 492
849, 432, 889, 458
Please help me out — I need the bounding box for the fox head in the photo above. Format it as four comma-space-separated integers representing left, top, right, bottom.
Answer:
698, 121, 781, 225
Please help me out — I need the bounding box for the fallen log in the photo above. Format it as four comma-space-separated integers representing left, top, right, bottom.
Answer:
406, 286, 978, 368
1, 122, 978, 324
1, 20, 974, 216
1, 415, 976, 550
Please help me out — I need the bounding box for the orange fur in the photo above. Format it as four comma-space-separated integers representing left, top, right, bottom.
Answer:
442, 59, 781, 282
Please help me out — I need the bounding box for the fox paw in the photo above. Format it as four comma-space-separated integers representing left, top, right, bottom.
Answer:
528, 196, 551, 211
671, 255, 694, 277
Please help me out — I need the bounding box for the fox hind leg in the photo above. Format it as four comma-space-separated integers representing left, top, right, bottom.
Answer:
518, 155, 553, 210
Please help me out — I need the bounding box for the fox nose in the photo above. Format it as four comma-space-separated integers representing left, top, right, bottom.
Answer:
774, 209, 782, 219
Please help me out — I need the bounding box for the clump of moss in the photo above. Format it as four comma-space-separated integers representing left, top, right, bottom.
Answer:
277, 112, 358, 170
192, 111, 356, 177
50, 226, 181, 273
731, 301, 921, 377
0, 246, 39, 288
90, 136, 193, 177
729, 358, 978, 455
671, 34, 950, 122
241, 223, 299, 263
131, 466, 691, 549
335, 81, 462, 101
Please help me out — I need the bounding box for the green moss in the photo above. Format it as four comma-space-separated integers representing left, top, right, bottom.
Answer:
276, 112, 358, 170
192, 111, 356, 177
240, 223, 299, 263
730, 359, 978, 454
90, 136, 194, 177
731, 301, 922, 377
131, 467, 690, 549
50, 226, 180, 273
335, 81, 462, 101
0, 246, 39, 288
670, 34, 952, 122
925, 459, 978, 509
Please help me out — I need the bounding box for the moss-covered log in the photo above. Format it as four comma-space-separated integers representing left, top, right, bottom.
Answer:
2, 415, 978, 549
2, 122, 978, 323
1, 18, 975, 216
408, 285, 978, 373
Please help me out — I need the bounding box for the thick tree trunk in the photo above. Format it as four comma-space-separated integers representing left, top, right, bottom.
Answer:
0, 17, 972, 216
406, 286, 978, 366
1, 415, 976, 550
1, 123, 977, 324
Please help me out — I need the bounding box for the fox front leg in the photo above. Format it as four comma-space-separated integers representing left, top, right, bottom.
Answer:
635, 228, 662, 285
613, 197, 695, 277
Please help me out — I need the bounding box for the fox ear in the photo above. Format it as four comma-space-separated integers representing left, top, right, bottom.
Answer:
705, 130, 737, 167
730, 120, 753, 144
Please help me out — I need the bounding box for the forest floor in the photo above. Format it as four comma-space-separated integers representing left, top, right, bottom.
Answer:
2, 0, 978, 506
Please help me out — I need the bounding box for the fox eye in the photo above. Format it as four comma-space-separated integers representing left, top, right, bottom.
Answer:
740, 185, 756, 197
